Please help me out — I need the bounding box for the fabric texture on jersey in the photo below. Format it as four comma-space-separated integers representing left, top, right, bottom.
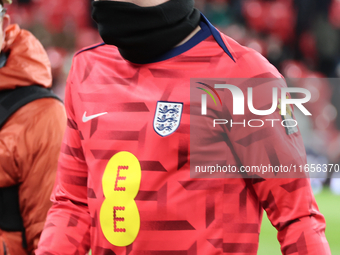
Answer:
37, 15, 331, 255
91, 0, 200, 63
0, 24, 66, 255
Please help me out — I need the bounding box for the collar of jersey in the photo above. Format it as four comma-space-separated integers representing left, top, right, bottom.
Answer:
135, 13, 235, 64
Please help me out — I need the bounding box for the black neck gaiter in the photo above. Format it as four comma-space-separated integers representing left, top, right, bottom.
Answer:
92, 0, 201, 63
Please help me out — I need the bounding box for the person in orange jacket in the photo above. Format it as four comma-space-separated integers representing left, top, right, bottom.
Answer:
0, 0, 66, 254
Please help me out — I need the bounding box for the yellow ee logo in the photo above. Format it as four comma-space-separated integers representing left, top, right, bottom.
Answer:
100, 151, 141, 246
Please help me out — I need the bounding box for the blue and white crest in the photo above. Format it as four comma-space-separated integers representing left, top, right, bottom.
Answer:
153, 101, 183, 137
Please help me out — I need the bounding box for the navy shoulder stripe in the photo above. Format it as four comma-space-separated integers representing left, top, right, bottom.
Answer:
75, 42, 105, 56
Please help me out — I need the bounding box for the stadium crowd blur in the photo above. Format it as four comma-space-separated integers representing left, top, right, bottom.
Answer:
6, 0, 340, 193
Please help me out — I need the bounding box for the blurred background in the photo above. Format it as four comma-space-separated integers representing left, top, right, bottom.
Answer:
5, 0, 340, 254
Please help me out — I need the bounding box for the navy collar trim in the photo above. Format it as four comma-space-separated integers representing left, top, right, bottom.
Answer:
137, 13, 235, 64
200, 14, 235, 62
75, 42, 105, 56
140, 13, 235, 64
76, 14, 235, 64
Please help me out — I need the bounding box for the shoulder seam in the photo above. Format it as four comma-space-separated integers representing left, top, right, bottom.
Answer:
75, 42, 105, 56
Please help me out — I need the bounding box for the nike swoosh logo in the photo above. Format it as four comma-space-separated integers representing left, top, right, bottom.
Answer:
82, 111, 108, 123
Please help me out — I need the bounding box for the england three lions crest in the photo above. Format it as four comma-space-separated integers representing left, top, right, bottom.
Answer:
154, 102, 183, 137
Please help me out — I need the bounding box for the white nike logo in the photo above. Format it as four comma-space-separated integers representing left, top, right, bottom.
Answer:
82, 111, 108, 123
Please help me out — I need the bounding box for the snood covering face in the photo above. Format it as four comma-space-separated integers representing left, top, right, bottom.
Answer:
92, 0, 201, 63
